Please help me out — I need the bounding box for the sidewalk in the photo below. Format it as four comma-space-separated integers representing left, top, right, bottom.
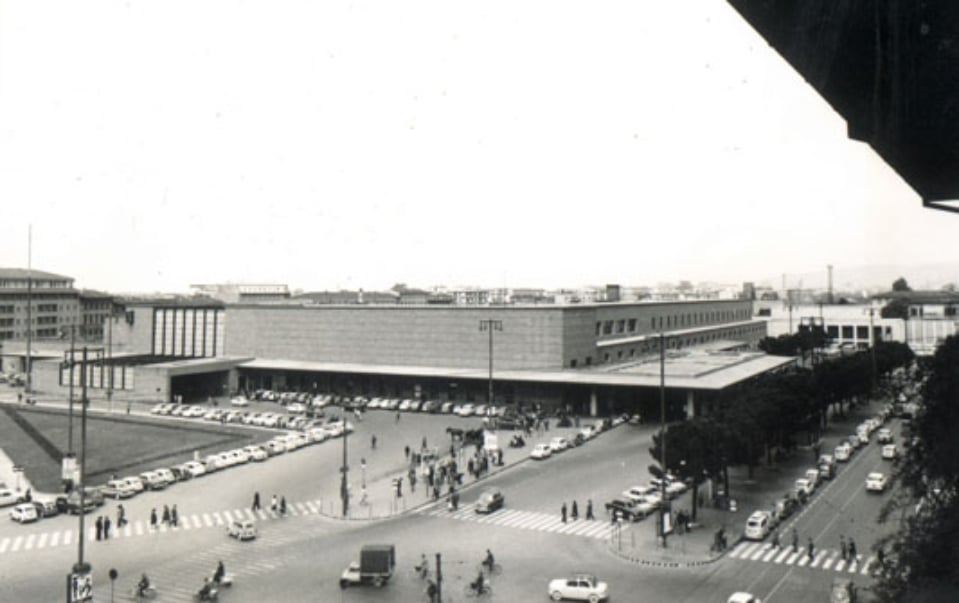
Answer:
607, 398, 886, 568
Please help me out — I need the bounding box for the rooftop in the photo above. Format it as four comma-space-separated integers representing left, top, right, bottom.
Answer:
0, 268, 73, 282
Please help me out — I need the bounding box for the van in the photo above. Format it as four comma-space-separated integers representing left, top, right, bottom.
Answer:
744, 510, 771, 540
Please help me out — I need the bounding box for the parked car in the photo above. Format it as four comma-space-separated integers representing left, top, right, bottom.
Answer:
727, 593, 761, 603
31, 493, 62, 517
153, 468, 177, 485
794, 478, 814, 499
180, 461, 207, 478
10, 502, 39, 523
0, 488, 23, 508
547, 574, 609, 602
139, 471, 169, 490
877, 428, 894, 444
121, 476, 145, 493
475, 489, 505, 514
243, 445, 269, 461
549, 437, 570, 453
621, 485, 657, 505
834, 443, 852, 461
772, 494, 800, 524
530, 444, 552, 460
60, 488, 104, 514
230, 396, 249, 407
881, 444, 897, 460
744, 510, 772, 540
605, 498, 653, 521
102, 479, 138, 499
866, 472, 888, 492
226, 518, 257, 541
805, 468, 821, 488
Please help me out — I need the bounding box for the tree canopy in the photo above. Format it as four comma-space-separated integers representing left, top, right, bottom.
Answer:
892, 277, 912, 292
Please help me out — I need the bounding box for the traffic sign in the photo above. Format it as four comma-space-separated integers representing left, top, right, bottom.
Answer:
68, 571, 93, 602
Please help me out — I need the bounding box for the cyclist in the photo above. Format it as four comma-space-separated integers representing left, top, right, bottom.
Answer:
425, 579, 438, 602
137, 573, 151, 597
483, 549, 495, 573
470, 569, 486, 594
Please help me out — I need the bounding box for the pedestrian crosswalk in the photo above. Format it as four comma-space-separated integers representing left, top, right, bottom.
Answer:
0, 499, 326, 557
417, 502, 614, 540
728, 541, 877, 576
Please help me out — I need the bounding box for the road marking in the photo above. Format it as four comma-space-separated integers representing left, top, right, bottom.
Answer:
797, 551, 811, 567
24, 533, 36, 550
203, 513, 213, 527
88, 526, 96, 541
135, 522, 144, 536
750, 544, 770, 561
256, 510, 268, 520
823, 555, 835, 570
50, 532, 60, 547
847, 559, 859, 573
729, 542, 749, 558
810, 550, 828, 568
860, 558, 874, 575
773, 548, 790, 563
0, 537, 9, 553
223, 510, 234, 523
295, 502, 308, 514
784, 550, 800, 564
305, 501, 318, 513
761, 547, 780, 562
11, 536, 23, 552
64, 530, 73, 546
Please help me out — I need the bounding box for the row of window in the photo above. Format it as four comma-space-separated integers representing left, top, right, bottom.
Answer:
572, 324, 764, 368
826, 325, 889, 341
0, 330, 12, 340
596, 308, 751, 336
37, 303, 58, 312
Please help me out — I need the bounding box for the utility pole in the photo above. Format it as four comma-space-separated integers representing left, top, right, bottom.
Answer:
478, 320, 503, 407
435, 552, 443, 603
869, 308, 878, 392
340, 420, 349, 517
25, 225, 32, 395
68, 346, 92, 603
68, 326, 76, 454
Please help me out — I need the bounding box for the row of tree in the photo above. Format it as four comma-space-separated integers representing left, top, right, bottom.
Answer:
873, 335, 959, 602
649, 341, 914, 523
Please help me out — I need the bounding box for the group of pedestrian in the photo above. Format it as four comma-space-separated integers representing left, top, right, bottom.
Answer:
94, 514, 113, 540
148, 504, 179, 529
252, 492, 287, 515
839, 535, 859, 562
560, 500, 594, 523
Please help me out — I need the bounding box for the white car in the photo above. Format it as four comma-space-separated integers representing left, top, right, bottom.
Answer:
121, 476, 145, 494
579, 426, 596, 440
230, 396, 249, 407
0, 488, 23, 508
10, 502, 39, 523
150, 403, 174, 415
649, 477, 687, 499
182, 405, 207, 418
547, 574, 609, 602
622, 485, 657, 504
455, 403, 475, 417
306, 427, 330, 444
877, 428, 894, 443
102, 479, 138, 499
180, 461, 207, 478
728, 593, 761, 603
794, 478, 814, 498
881, 444, 897, 460
242, 445, 269, 461
287, 402, 307, 414
834, 443, 852, 462
866, 472, 888, 492
549, 437, 570, 452
805, 468, 821, 488
744, 510, 772, 540
530, 443, 552, 460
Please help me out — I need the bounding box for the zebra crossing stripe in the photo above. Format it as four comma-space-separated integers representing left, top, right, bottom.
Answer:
835, 559, 846, 572
64, 530, 73, 546
135, 522, 144, 536
526, 515, 561, 531
257, 510, 268, 521
88, 527, 96, 541
761, 547, 779, 562
847, 560, 859, 573
797, 550, 812, 567
823, 555, 836, 570
223, 510, 233, 523
244, 509, 256, 520
24, 534, 35, 550
11, 536, 23, 552
750, 544, 770, 561
50, 531, 60, 547
498, 511, 533, 527
785, 550, 800, 564
0, 537, 9, 553
810, 550, 829, 568
36, 533, 48, 549
305, 501, 318, 513
729, 542, 749, 559
181, 516, 191, 530
860, 558, 874, 575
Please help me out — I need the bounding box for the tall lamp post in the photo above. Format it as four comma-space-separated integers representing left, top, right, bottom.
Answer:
657, 331, 670, 548
340, 420, 349, 518
478, 320, 503, 407
869, 308, 878, 392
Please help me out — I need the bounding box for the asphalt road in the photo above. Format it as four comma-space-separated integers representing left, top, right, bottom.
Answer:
0, 410, 900, 603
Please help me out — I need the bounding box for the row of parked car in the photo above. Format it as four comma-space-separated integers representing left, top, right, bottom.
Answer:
528, 418, 622, 461
150, 402, 322, 430
605, 473, 690, 522
744, 406, 896, 540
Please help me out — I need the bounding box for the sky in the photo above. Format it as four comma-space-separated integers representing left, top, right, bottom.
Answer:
0, 0, 954, 294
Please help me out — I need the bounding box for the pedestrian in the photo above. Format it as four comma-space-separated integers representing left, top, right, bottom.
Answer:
171, 504, 178, 527
271, 494, 278, 513
848, 537, 857, 562
497, 448, 503, 465
410, 472, 417, 493
150, 508, 157, 530
404, 445, 410, 459
353, 407, 363, 421
791, 528, 799, 552
571, 500, 579, 520
561, 502, 567, 523
162, 505, 170, 525
433, 485, 439, 501
104, 516, 111, 539
280, 496, 287, 515
252, 491, 261, 511
586, 499, 594, 520
396, 410, 401, 423
452, 491, 460, 510
23, 488, 31, 502
117, 504, 126, 528
807, 537, 815, 561
876, 546, 885, 567
95, 516, 103, 541
422, 436, 427, 450
839, 535, 847, 561
771, 529, 780, 548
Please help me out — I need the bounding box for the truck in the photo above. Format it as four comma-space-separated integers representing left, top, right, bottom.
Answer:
339, 544, 395, 588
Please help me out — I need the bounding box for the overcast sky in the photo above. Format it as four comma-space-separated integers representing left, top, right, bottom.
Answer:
0, 0, 952, 294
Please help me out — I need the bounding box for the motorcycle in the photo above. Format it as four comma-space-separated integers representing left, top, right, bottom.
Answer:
194, 585, 218, 602
508, 435, 525, 448
129, 585, 157, 600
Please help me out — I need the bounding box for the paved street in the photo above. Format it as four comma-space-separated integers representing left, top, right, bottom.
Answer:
0, 394, 899, 602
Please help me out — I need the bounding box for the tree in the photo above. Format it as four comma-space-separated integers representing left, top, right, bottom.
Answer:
881, 298, 910, 320
650, 418, 725, 521
873, 335, 959, 602
892, 277, 912, 292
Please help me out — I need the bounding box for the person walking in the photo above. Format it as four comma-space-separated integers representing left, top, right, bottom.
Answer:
586, 499, 594, 520
848, 537, 858, 562
95, 516, 103, 541
117, 504, 126, 528
422, 436, 427, 450
839, 535, 847, 561
171, 504, 178, 527
395, 410, 401, 423
771, 529, 780, 549
561, 502, 567, 523
280, 496, 287, 515
162, 504, 171, 525
271, 494, 278, 513
252, 491, 261, 511
807, 537, 815, 561
104, 516, 111, 539
150, 508, 158, 530
404, 445, 410, 459
571, 500, 579, 520
371, 434, 376, 450
791, 528, 799, 553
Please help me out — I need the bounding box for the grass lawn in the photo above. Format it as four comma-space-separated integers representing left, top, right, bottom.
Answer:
0, 405, 274, 492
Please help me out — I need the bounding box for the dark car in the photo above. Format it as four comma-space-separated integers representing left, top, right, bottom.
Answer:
475, 489, 505, 514
59, 488, 103, 515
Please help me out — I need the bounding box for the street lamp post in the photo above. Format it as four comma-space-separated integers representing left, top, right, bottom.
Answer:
657, 332, 669, 548
340, 419, 349, 518
478, 320, 503, 408
869, 308, 878, 392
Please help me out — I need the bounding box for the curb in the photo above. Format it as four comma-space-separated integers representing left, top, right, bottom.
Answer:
606, 532, 742, 569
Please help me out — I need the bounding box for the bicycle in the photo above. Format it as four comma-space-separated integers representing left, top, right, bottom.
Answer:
463, 582, 493, 598
477, 561, 503, 577
410, 564, 431, 581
